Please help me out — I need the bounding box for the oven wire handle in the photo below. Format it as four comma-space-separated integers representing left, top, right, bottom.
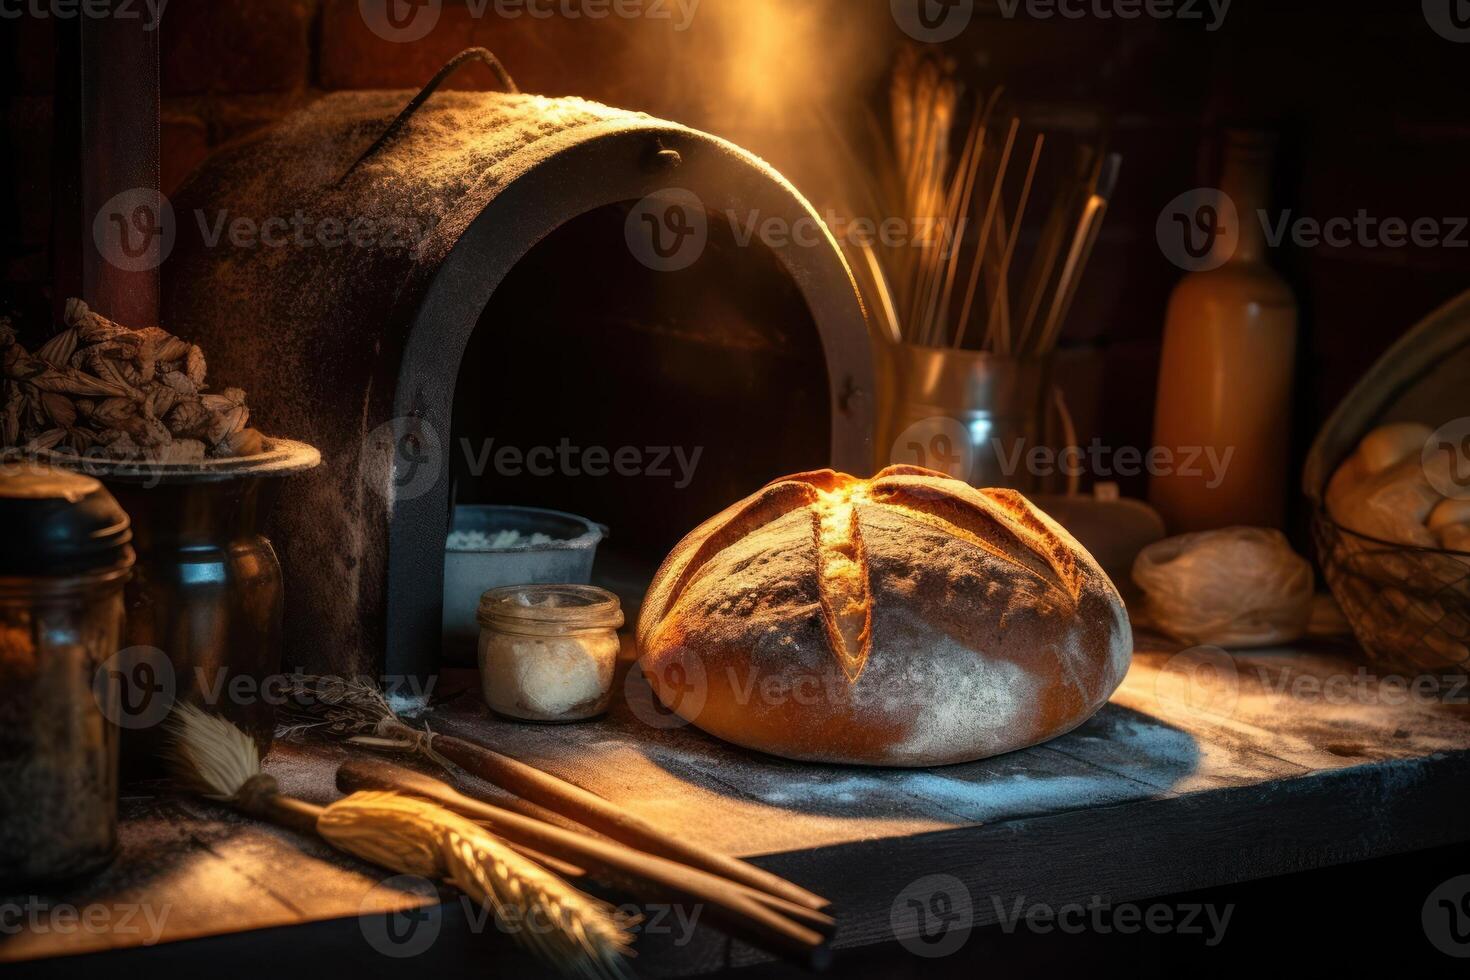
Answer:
337, 47, 521, 186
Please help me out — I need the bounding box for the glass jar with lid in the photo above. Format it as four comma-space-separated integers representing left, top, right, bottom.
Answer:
476, 585, 624, 722
0, 461, 135, 882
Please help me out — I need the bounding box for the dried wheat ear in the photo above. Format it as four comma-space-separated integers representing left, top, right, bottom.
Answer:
0, 299, 265, 462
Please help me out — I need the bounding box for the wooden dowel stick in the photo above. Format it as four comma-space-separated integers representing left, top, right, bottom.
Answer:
387, 719, 831, 912
859, 242, 904, 344
954, 117, 1019, 349
1038, 195, 1108, 353
1016, 144, 1096, 354
932, 103, 989, 347
985, 133, 1045, 357
338, 759, 834, 968
253, 793, 325, 835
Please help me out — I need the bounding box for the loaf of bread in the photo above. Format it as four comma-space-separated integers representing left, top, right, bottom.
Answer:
1327, 423, 1470, 552
636, 466, 1132, 767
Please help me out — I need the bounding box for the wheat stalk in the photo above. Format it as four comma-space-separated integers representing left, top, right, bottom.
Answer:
278, 673, 414, 735
320, 792, 635, 980
275, 673, 458, 771
276, 675, 833, 921
166, 704, 634, 979
836, 48, 1119, 354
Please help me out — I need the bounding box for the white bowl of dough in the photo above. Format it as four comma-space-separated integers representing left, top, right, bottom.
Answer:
442, 505, 606, 664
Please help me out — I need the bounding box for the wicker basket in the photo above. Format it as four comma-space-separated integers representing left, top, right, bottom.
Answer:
1305, 289, 1470, 676
1312, 510, 1470, 672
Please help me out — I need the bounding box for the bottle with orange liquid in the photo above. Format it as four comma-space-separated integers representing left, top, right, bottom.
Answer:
1150, 131, 1299, 532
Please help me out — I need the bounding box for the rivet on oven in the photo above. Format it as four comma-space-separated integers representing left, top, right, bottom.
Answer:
646, 142, 683, 172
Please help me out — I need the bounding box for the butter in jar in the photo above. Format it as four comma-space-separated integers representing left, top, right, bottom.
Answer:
476, 585, 624, 722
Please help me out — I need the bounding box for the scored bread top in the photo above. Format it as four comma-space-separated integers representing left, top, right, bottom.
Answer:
639, 465, 1096, 687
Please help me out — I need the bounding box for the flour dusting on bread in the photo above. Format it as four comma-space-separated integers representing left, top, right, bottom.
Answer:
637, 465, 1133, 767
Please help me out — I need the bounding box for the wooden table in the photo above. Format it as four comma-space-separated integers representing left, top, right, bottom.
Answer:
4, 641, 1469, 974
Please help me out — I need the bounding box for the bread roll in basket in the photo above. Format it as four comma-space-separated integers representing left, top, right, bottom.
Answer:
637, 466, 1132, 766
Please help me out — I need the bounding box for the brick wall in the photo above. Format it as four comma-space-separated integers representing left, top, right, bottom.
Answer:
1, 0, 895, 320
4, 1, 1468, 514
2, 0, 886, 264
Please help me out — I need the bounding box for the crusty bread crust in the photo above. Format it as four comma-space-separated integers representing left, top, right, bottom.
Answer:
637, 466, 1132, 766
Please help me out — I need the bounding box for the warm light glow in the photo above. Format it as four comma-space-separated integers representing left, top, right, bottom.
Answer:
680, 2, 886, 166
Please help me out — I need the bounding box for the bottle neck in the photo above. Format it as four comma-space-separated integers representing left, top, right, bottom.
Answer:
1217, 136, 1274, 265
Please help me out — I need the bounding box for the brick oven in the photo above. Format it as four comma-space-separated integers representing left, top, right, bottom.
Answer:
160, 57, 874, 682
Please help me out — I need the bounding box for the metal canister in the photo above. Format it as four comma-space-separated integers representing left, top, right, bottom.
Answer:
0, 461, 135, 882
880, 343, 1053, 491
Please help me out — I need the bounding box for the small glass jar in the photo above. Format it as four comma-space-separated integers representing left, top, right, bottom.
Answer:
0, 462, 134, 882
477, 585, 624, 723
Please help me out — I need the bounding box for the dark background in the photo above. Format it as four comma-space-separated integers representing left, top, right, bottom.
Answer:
4, 0, 1469, 515
1, 5, 1467, 971
9, 839, 1467, 977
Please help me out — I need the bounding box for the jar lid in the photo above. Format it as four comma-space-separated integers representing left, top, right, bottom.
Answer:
477, 584, 624, 633
0, 461, 135, 577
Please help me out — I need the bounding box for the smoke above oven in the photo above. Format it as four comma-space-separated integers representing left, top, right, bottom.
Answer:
606, 0, 893, 180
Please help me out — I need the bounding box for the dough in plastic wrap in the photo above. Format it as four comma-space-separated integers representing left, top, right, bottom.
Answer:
1132, 527, 1314, 648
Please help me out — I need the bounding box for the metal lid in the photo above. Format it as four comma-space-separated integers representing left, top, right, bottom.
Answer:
477, 584, 624, 635
0, 461, 135, 577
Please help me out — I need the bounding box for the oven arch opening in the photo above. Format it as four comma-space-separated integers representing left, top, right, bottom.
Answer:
438, 200, 833, 662
383, 125, 873, 680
